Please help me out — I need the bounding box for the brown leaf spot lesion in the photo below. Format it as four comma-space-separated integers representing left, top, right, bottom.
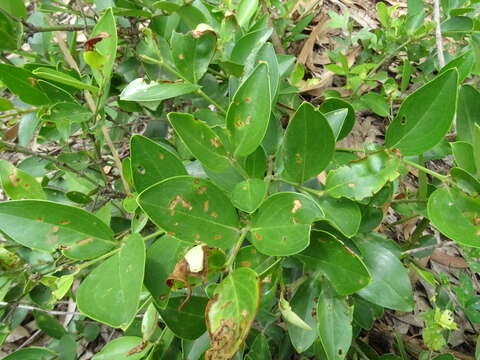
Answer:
127, 341, 148, 356
51, 225, 60, 233
198, 186, 207, 194
210, 211, 218, 218
240, 260, 250, 267
168, 194, 193, 216
241, 309, 248, 317
214, 234, 222, 240
211, 137, 221, 148
76, 237, 93, 245
254, 232, 263, 241
8, 169, 19, 187
291, 199, 303, 214
206, 318, 237, 360
245, 96, 251, 103
245, 115, 252, 125
59, 220, 70, 225
295, 153, 302, 164
36, 217, 45, 222
159, 153, 165, 160
204, 200, 209, 212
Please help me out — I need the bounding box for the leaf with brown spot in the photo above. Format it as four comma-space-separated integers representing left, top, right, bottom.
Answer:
0, 160, 46, 200
205, 268, 260, 359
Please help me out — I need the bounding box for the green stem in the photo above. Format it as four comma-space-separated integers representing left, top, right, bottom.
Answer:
417, 154, 428, 200
139, 55, 227, 114
403, 159, 449, 182
225, 229, 249, 271
143, 230, 165, 241
367, 39, 413, 78
0, 107, 39, 119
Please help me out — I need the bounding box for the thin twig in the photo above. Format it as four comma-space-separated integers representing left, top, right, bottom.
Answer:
433, 0, 445, 67
0, 301, 83, 316
403, 241, 455, 255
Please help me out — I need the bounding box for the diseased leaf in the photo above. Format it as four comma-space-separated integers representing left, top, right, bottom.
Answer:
231, 179, 268, 213
428, 187, 480, 247
226, 62, 271, 156
130, 135, 187, 192
250, 192, 323, 256
138, 176, 239, 248
205, 268, 260, 359
282, 102, 335, 183
317, 281, 353, 360
120, 79, 201, 102
296, 231, 370, 295
0, 200, 115, 259
77, 234, 145, 329
354, 233, 414, 312
92, 336, 152, 360
0, 160, 46, 200
385, 69, 458, 155
169, 112, 231, 171
171, 28, 216, 83
325, 150, 400, 201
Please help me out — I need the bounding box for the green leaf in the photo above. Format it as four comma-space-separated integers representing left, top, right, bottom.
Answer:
324, 109, 348, 140
314, 195, 361, 237
250, 192, 323, 256
33, 310, 67, 339
317, 281, 353, 360
319, 98, 355, 140
3, 347, 57, 360
287, 279, 320, 353
385, 69, 458, 156
405, 0, 424, 33
296, 231, 370, 295
236, 0, 258, 28
441, 16, 473, 35
282, 102, 335, 183
144, 235, 191, 308
158, 296, 208, 340
32, 68, 99, 93
0, 200, 115, 259
226, 62, 271, 157
457, 85, 480, 144
77, 234, 145, 329
360, 92, 390, 117
428, 187, 480, 247
171, 29, 216, 83
440, 50, 474, 83
0, 160, 46, 200
92, 336, 152, 360
0, 0, 27, 18
245, 333, 271, 360
325, 150, 400, 201
168, 112, 231, 171
0, 12, 21, 51
46, 103, 92, 124
89, 8, 117, 86
130, 135, 187, 192
451, 167, 480, 195
205, 268, 260, 359
231, 179, 268, 213
354, 233, 414, 312
0, 64, 50, 105
451, 141, 476, 175
120, 79, 201, 102
138, 176, 239, 248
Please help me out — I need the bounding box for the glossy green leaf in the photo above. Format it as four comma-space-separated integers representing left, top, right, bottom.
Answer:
130, 135, 187, 192
314, 195, 361, 237
324, 109, 348, 140
142, 303, 158, 341
226, 62, 271, 156
319, 98, 355, 140
138, 176, 239, 248
385, 69, 458, 155
440, 50, 474, 83
33, 310, 66, 339
354, 233, 414, 312
0, 200, 115, 259
297, 231, 370, 295
144, 235, 191, 308
230, 29, 272, 75
205, 268, 260, 359
92, 336, 152, 360
441, 16, 473, 34
282, 102, 335, 183
47, 102, 92, 123
451, 167, 480, 195
280, 296, 312, 330
3, 347, 57, 360
317, 281, 353, 360
231, 179, 268, 213
250, 192, 323, 256
0, 64, 50, 105
77, 234, 145, 329
32, 67, 99, 93
360, 92, 389, 117
236, 0, 258, 28
0, 160, 46, 200
245, 146, 267, 178
457, 85, 480, 144
0, 12, 21, 51
325, 150, 400, 201
287, 279, 320, 353
428, 187, 480, 247
158, 296, 208, 340
245, 333, 271, 360
451, 141, 476, 175
168, 112, 231, 171
256, 42, 280, 101
120, 78, 201, 103
89, 8, 117, 86
0, 0, 27, 18
171, 29, 216, 83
